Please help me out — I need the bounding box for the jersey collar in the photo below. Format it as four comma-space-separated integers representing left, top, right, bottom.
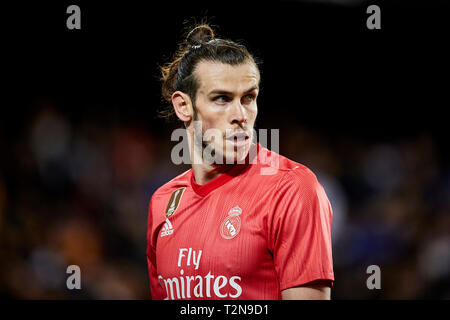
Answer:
190, 143, 260, 197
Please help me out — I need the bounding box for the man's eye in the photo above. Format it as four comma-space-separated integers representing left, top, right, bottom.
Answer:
243, 94, 255, 102
214, 96, 229, 103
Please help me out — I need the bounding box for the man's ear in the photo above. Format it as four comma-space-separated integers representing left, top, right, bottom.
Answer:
172, 91, 193, 122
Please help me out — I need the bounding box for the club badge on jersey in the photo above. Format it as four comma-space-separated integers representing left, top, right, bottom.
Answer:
220, 206, 242, 239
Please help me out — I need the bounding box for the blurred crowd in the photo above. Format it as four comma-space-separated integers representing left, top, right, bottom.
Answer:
0, 98, 449, 299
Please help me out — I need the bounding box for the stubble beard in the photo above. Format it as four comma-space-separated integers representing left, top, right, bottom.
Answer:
191, 103, 250, 166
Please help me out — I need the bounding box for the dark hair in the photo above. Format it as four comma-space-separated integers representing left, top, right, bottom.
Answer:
159, 23, 260, 120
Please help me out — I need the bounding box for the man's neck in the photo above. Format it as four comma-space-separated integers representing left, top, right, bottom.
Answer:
191, 162, 234, 185
187, 130, 236, 185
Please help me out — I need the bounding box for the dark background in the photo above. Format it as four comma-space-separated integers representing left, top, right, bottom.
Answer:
1, 0, 449, 299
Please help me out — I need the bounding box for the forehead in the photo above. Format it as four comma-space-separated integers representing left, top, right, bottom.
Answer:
194, 60, 260, 93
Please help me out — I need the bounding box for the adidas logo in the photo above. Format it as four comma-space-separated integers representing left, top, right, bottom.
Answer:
161, 219, 174, 237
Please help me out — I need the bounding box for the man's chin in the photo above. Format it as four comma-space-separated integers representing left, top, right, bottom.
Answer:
223, 147, 250, 165
201, 141, 251, 165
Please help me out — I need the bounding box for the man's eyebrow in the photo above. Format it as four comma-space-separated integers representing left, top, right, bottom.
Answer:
208, 86, 259, 95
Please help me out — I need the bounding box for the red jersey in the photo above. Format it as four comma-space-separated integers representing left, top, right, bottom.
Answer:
147, 143, 334, 300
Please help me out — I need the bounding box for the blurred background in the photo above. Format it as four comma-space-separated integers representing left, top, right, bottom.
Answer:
1, 0, 449, 299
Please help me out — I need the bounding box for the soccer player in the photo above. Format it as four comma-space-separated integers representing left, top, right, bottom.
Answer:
147, 23, 334, 300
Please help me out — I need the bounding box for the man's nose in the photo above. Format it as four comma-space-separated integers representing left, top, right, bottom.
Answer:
230, 100, 248, 125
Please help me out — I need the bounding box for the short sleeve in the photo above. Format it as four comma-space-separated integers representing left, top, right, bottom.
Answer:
267, 167, 334, 291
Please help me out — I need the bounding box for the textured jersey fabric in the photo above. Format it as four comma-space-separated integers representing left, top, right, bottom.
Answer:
147, 143, 334, 300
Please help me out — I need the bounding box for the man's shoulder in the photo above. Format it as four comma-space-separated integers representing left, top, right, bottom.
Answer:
273, 154, 327, 206
253, 145, 318, 185
150, 169, 191, 202
258, 151, 330, 220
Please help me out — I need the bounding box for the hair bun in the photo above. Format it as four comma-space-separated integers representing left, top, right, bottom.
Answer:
185, 24, 215, 46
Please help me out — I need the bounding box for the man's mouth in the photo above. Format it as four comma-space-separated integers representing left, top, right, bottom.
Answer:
226, 132, 249, 147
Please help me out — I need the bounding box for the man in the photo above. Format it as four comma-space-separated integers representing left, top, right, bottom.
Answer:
147, 24, 334, 300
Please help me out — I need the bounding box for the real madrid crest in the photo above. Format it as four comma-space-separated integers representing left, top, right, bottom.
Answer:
220, 206, 242, 239
165, 187, 186, 218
